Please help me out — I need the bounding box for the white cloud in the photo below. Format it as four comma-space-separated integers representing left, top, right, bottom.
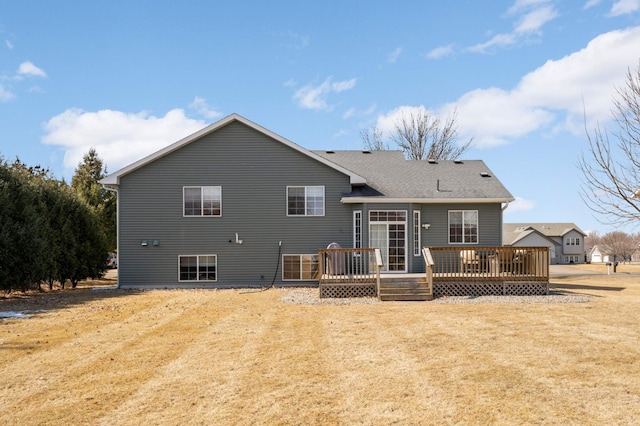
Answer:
514, 5, 559, 33
583, 0, 602, 9
388, 47, 403, 63
189, 96, 222, 120
507, 0, 552, 15
6, 40, 13, 49
426, 44, 455, 59
504, 196, 536, 214
469, 1, 558, 52
373, 105, 433, 135
42, 108, 206, 174
609, 0, 640, 16
449, 26, 640, 147
0, 84, 14, 101
17, 61, 47, 78
293, 77, 357, 110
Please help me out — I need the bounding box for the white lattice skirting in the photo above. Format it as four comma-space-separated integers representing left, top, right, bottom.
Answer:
434, 281, 548, 297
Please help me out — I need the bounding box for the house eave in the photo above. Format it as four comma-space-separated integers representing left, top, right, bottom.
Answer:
341, 197, 515, 204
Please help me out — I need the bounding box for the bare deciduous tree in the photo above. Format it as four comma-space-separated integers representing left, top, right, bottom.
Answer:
599, 231, 639, 262
361, 126, 389, 151
361, 108, 473, 160
579, 62, 640, 227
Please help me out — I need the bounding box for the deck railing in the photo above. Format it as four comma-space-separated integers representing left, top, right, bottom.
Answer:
428, 246, 549, 281
318, 248, 383, 292
422, 247, 434, 295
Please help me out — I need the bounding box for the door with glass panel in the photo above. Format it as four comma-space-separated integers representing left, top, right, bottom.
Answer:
369, 211, 407, 272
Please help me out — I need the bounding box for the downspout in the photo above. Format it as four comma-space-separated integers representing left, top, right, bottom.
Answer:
502, 200, 511, 211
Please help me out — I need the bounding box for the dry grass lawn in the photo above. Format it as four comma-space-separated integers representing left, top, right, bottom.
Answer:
1, 265, 640, 425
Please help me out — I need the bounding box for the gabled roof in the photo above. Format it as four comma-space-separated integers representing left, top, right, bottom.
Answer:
101, 113, 367, 188
313, 150, 514, 203
503, 222, 587, 245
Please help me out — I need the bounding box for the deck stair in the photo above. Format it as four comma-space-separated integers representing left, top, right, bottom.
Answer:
379, 275, 433, 301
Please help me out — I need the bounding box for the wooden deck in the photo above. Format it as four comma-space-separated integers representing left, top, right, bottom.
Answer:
318, 246, 550, 300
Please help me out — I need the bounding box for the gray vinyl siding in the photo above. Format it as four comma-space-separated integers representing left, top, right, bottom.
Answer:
117, 121, 353, 288
420, 203, 504, 248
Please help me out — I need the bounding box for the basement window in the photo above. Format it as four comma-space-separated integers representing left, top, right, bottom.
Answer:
178, 255, 217, 282
282, 254, 319, 281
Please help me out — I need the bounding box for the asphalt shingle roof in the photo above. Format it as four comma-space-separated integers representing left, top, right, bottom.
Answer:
313, 150, 514, 201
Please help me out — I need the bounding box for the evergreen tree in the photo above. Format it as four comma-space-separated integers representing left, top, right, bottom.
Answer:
71, 149, 117, 251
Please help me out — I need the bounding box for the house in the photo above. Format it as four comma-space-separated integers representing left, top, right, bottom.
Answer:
503, 223, 587, 264
101, 114, 514, 289
588, 245, 609, 263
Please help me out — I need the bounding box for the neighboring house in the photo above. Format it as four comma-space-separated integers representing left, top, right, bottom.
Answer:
101, 114, 514, 289
588, 245, 611, 263
503, 223, 587, 264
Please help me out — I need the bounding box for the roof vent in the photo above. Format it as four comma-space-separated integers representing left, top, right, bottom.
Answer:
362, 150, 371, 154
428, 159, 438, 164
480, 172, 491, 177
454, 159, 463, 164
326, 150, 335, 154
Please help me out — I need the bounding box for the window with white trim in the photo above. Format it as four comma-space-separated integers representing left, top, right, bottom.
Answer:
566, 237, 580, 246
449, 210, 478, 244
178, 255, 217, 282
282, 254, 319, 280
413, 210, 421, 256
183, 186, 221, 217
287, 186, 324, 216
353, 210, 362, 249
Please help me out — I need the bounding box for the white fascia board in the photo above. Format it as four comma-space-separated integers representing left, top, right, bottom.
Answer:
341, 197, 516, 204
99, 113, 367, 187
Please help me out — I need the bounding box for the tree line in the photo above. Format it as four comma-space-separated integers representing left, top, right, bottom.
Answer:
0, 149, 115, 292
585, 230, 640, 263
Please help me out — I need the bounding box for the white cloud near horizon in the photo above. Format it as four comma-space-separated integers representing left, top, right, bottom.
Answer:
504, 196, 536, 214
450, 26, 640, 148
17, 61, 47, 78
189, 96, 222, 120
42, 108, 206, 174
293, 77, 357, 110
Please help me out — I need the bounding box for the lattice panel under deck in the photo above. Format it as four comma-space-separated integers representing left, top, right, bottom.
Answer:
320, 284, 377, 298
434, 281, 548, 297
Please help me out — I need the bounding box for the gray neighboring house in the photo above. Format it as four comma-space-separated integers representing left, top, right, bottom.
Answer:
503, 223, 587, 264
101, 114, 514, 289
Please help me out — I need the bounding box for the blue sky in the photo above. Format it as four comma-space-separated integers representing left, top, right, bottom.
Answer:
1, 0, 640, 234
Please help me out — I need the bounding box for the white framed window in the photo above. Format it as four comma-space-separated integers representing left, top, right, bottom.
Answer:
183, 186, 221, 217
178, 255, 217, 282
353, 210, 362, 249
566, 237, 580, 246
286, 186, 324, 216
282, 254, 319, 280
413, 210, 421, 256
449, 210, 478, 244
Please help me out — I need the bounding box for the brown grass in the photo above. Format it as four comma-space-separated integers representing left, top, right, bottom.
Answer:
1, 265, 639, 425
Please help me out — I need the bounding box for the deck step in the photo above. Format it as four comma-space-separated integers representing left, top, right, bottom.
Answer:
379, 278, 433, 301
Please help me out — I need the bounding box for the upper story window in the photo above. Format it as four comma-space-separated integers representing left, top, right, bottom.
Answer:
184, 186, 221, 217
287, 186, 324, 216
449, 210, 478, 244
566, 237, 580, 246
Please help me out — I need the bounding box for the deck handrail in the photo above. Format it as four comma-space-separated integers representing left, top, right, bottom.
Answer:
374, 248, 383, 297
427, 246, 549, 281
422, 247, 434, 295
318, 248, 380, 285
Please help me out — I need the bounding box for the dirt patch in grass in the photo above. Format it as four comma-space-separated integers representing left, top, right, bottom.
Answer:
1, 270, 639, 425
